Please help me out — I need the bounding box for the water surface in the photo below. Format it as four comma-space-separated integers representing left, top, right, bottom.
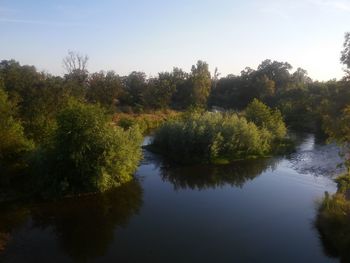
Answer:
0, 134, 344, 263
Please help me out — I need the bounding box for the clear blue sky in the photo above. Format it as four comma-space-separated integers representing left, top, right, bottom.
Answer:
1, 0, 349, 80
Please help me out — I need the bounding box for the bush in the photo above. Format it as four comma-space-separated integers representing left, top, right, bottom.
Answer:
335, 174, 350, 194
114, 110, 179, 133
316, 173, 350, 262
316, 192, 350, 262
38, 101, 143, 195
245, 99, 287, 140
0, 86, 33, 174
151, 112, 274, 164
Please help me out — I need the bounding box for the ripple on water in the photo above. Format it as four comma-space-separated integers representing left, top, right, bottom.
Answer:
289, 134, 345, 178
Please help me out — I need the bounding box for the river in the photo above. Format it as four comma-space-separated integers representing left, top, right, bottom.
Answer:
0, 134, 345, 262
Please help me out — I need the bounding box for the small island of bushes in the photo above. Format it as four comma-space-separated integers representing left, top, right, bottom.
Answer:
150, 99, 288, 164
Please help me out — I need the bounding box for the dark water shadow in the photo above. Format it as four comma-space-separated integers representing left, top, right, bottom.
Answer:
0, 179, 143, 262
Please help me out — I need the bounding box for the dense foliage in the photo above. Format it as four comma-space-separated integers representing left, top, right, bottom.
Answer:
151, 105, 284, 164
245, 99, 287, 140
316, 174, 350, 263
37, 101, 142, 195
0, 50, 348, 137
0, 32, 350, 199
315, 32, 350, 261
114, 110, 180, 133
0, 85, 33, 176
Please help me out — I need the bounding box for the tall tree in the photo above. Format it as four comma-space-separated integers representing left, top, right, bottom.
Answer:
144, 73, 176, 109
169, 67, 190, 109
341, 32, 350, 78
63, 51, 89, 75
87, 71, 122, 110
0, 60, 68, 141
63, 51, 89, 99
189, 60, 211, 108
120, 71, 147, 110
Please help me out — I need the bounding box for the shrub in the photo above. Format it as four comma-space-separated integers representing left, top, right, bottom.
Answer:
114, 110, 179, 133
316, 192, 350, 262
39, 101, 142, 195
245, 99, 287, 140
335, 174, 350, 194
151, 112, 274, 164
0, 86, 33, 174
316, 173, 350, 262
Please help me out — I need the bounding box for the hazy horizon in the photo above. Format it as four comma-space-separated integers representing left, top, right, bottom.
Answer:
1, 0, 350, 80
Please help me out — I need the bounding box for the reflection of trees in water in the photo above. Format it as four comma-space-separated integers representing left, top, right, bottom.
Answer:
315, 197, 350, 263
160, 158, 280, 190
0, 203, 30, 252
0, 180, 143, 262
31, 180, 143, 262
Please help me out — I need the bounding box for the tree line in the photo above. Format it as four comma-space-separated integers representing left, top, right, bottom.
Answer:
1, 33, 350, 197
2, 38, 350, 143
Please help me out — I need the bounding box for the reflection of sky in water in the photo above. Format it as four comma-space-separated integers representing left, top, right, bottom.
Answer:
142, 136, 153, 146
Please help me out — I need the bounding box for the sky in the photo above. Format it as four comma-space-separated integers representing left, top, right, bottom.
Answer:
1, 0, 350, 81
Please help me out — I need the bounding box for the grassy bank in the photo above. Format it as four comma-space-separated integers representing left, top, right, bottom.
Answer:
316, 174, 350, 262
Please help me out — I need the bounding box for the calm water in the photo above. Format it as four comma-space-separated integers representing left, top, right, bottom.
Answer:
0, 134, 345, 263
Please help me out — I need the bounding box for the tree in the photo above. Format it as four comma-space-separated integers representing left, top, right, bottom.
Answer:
0, 83, 33, 174
0, 60, 69, 142
245, 99, 287, 140
169, 67, 191, 109
189, 60, 211, 108
0, 60, 42, 110
63, 51, 88, 75
144, 74, 176, 109
63, 51, 89, 99
257, 59, 292, 93
42, 101, 142, 195
341, 32, 350, 78
209, 74, 244, 109
87, 71, 122, 110
120, 71, 147, 111
291, 68, 312, 87
324, 105, 350, 170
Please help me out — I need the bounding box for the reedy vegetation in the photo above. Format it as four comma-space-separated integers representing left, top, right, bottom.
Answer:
152, 100, 286, 164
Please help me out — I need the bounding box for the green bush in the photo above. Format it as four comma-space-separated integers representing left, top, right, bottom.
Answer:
114, 111, 180, 134
151, 112, 274, 164
335, 174, 350, 194
39, 101, 143, 195
316, 173, 350, 262
316, 192, 350, 262
0, 86, 33, 173
245, 99, 287, 140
